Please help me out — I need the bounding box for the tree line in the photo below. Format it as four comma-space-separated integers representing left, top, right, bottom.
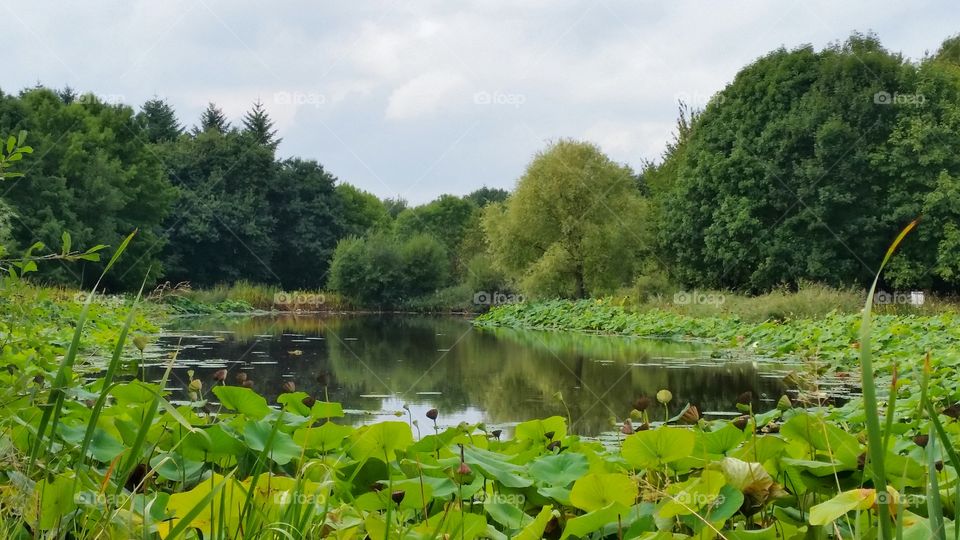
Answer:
1, 31, 959, 304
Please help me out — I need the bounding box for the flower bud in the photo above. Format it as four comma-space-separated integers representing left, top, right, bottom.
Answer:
621, 420, 634, 435
281, 381, 296, 393
213, 369, 227, 382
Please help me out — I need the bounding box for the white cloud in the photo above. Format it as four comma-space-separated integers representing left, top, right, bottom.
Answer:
385, 71, 468, 120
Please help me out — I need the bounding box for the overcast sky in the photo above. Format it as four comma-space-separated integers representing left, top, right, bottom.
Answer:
4, 1, 956, 203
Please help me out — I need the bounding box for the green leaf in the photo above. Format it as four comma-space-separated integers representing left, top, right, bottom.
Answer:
485, 501, 534, 529
33, 473, 77, 530
809, 488, 875, 526
529, 451, 589, 487
569, 472, 637, 512
150, 452, 205, 482
347, 421, 412, 463
243, 420, 302, 465
310, 400, 344, 419
463, 445, 534, 488
515, 505, 553, 540
515, 416, 566, 442
212, 385, 271, 419
560, 502, 630, 540
622, 426, 696, 469
293, 422, 353, 451
781, 412, 860, 467
61, 231, 71, 256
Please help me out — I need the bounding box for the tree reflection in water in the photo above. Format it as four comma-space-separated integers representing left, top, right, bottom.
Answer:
150, 314, 788, 436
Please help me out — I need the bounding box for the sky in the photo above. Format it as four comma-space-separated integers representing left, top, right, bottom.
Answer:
3, 0, 957, 203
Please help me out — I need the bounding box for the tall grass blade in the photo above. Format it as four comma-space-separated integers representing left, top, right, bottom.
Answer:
859, 219, 917, 540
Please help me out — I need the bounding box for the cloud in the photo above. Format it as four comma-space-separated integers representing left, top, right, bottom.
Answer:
3, 0, 957, 202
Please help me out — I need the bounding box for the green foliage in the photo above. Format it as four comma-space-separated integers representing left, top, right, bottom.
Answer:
241, 99, 280, 148
0, 89, 175, 289
484, 140, 650, 299
137, 97, 183, 143
327, 232, 450, 307
656, 33, 960, 293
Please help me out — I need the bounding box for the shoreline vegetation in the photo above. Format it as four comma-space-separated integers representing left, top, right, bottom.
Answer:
2, 282, 959, 538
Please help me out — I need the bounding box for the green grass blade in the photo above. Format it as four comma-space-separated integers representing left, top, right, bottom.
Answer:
859, 219, 917, 540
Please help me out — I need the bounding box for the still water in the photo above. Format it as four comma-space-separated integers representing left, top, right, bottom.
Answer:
146, 314, 790, 436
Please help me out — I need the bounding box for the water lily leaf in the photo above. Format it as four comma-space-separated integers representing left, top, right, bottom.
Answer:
157, 473, 246, 539
658, 469, 726, 518
32, 472, 77, 530
538, 485, 572, 506
212, 386, 271, 419
276, 391, 312, 415
59, 423, 125, 462
410, 427, 460, 453
294, 422, 352, 452
515, 416, 566, 442
515, 505, 553, 540
781, 413, 860, 467
355, 478, 433, 511
809, 488, 876, 526
243, 420, 302, 465
528, 452, 589, 487
622, 427, 696, 469
700, 423, 746, 455
180, 424, 243, 461
310, 401, 344, 419
347, 421, 413, 464
463, 445, 534, 488
560, 501, 630, 540
570, 472, 637, 512
485, 501, 535, 529
415, 509, 487, 540
150, 452, 205, 483
781, 458, 848, 477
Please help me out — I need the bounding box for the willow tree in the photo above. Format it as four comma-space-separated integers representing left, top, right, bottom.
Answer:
483, 140, 649, 298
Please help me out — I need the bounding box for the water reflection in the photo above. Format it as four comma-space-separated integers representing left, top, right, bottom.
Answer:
146, 314, 789, 436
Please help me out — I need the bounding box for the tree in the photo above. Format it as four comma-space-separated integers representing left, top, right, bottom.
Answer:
658, 34, 909, 291
241, 99, 280, 148
139, 97, 183, 143
198, 102, 230, 134
327, 233, 449, 306
268, 158, 343, 289
0, 87, 174, 289
484, 140, 649, 298
160, 129, 277, 285
464, 186, 508, 207
336, 184, 389, 237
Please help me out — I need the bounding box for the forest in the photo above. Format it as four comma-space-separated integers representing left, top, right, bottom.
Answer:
2, 33, 960, 308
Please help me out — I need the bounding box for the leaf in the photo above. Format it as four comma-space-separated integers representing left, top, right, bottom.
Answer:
61, 231, 71, 256
781, 413, 861, 467
293, 422, 353, 451
310, 400, 344, 419
347, 421, 413, 463
32, 473, 77, 530
560, 502, 630, 540
485, 501, 534, 529
622, 427, 696, 469
569, 473, 637, 512
463, 445, 534, 488
515, 416, 566, 442
528, 452, 589, 487
157, 473, 244, 539
243, 420, 303, 465
658, 469, 726, 518
809, 488, 876, 526
515, 505, 553, 540
212, 386, 271, 419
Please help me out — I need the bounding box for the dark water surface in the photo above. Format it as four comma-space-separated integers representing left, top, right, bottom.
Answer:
145, 314, 790, 436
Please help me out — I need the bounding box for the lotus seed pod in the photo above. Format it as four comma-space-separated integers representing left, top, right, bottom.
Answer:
426, 408, 439, 421
235, 372, 248, 384
281, 381, 296, 393
633, 396, 651, 411
656, 389, 672, 404
391, 490, 406, 505
132, 335, 148, 352
213, 369, 227, 382
776, 395, 792, 411
188, 379, 202, 393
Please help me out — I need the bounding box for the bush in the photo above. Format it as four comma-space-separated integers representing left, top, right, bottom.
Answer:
328, 233, 450, 308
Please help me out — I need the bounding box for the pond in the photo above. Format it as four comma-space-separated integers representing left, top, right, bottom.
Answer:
144, 314, 792, 436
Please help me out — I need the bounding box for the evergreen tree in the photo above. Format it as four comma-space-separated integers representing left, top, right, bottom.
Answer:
139, 97, 183, 143
241, 99, 280, 148
57, 86, 78, 104
198, 102, 230, 134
